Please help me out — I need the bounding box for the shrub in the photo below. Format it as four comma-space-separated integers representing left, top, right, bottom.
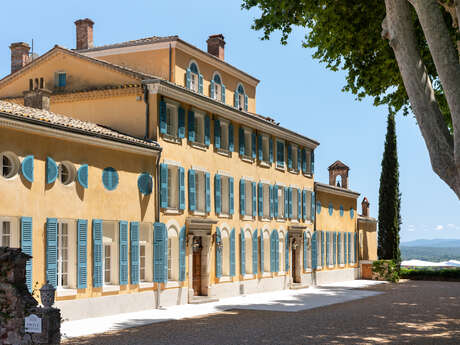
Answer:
400, 267, 460, 281
372, 260, 400, 282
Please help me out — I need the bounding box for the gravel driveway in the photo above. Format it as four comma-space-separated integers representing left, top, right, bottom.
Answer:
63, 280, 460, 345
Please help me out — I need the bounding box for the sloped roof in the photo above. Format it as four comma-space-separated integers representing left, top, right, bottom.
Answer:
0, 101, 160, 150
328, 160, 350, 170
75, 36, 178, 53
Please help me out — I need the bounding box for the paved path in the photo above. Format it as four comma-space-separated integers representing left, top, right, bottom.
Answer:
63, 280, 460, 344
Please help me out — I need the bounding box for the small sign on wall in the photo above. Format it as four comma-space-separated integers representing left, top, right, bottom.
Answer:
25, 314, 42, 333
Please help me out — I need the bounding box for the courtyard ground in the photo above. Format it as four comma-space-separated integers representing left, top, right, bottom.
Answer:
63, 280, 460, 345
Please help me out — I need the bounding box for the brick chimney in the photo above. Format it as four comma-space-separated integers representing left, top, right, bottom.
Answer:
23, 89, 52, 111
361, 197, 370, 217
75, 18, 94, 50
206, 34, 225, 60
10, 42, 30, 74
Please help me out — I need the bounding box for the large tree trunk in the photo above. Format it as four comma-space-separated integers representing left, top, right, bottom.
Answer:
383, 0, 460, 199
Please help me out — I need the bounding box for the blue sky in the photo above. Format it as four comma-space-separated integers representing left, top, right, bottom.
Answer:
1, 0, 458, 241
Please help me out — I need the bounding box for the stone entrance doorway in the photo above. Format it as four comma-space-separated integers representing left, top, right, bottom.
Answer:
288, 226, 307, 287
192, 237, 202, 296
292, 245, 300, 283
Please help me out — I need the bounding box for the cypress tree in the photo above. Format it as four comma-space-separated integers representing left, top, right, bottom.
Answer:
378, 113, 401, 262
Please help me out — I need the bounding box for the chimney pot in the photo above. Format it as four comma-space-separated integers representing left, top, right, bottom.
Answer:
206, 34, 225, 60
10, 42, 30, 74
75, 18, 94, 50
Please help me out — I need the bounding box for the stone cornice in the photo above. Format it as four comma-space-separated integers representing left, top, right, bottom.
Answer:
51, 86, 143, 103
315, 182, 360, 199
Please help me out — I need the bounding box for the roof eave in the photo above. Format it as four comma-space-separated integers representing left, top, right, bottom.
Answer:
314, 182, 360, 199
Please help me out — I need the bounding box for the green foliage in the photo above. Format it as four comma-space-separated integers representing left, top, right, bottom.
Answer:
401, 246, 460, 261
378, 113, 401, 262
400, 267, 460, 280
241, 0, 454, 133
372, 259, 400, 282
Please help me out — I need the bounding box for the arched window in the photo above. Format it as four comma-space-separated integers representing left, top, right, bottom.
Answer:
186, 62, 201, 93
245, 229, 252, 274
211, 73, 225, 102
222, 228, 230, 276
235, 83, 248, 111
279, 231, 285, 273
167, 227, 179, 281
263, 230, 270, 272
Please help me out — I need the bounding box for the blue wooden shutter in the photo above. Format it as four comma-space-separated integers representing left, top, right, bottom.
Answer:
77, 219, 88, 289
178, 107, 185, 138
344, 232, 347, 264
205, 172, 211, 213
215, 174, 221, 214
221, 84, 226, 103
311, 191, 316, 221
260, 232, 264, 272
269, 137, 273, 163
160, 164, 168, 208
348, 232, 352, 264
159, 101, 167, 134
230, 228, 235, 276
229, 123, 234, 151
302, 148, 307, 173
303, 232, 307, 270
311, 232, 317, 269
258, 183, 263, 218
92, 219, 103, 287
198, 74, 203, 94
154, 222, 167, 283
77, 164, 89, 189
284, 187, 289, 218
302, 190, 307, 222
188, 110, 195, 142
229, 177, 234, 215
240, 230, 245, 275
269, 185, 274, 218
274, 185, 279, 218
239, 127, 245, 156
138, 173, 153, 195
251, 132, 256, 159
326, 232, 330, 266
321, 231, 325, 267
244, 94, 248, 111
288, 187, 293, 219
252, 229, 258, 274
188, 169, 196, 211
270, 231, 274, 272
46, 218, 58, 287
186, 68, 191, 89
258, 134, 263, 161
20, 217, 32, 292
297, 188, 302, 221
21, 155, 34, 182
338, 232, 342, 265
215, 227, 222, 278
239, 179, 245, 215
130, 222, 139, 285
311, 150, 315, 174
46, 157, 58, 184
119, 221, 129, 285
234, 90, 239, 109
275, 231, 280, 272
204, 114, 210, 146
214, 119, 221, 149
210, 80, 215, 99
252, 182, 257, 217
354, 232, 358, 263
285, 232, 289, 272
287, 144, 292, 169
179, 226, 186, 281
333, 231, 337, 266
179, 167, 185, 210
297, 147, 302, 171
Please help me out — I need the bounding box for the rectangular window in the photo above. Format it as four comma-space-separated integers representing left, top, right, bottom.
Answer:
195, 171, 206, 213
244, 130, 252, 157
56, 72, 66, 88
57, 223, 69, 288
0, 218, 19, 248
215, 83, 221, 101
168, 238, 172, 280
140, 223, 153, 282
239, 93, 245, 110
190, 73, 198, 92
220, 122, 229, 151
276, 140, 285, 169
1, 221, 10, 247
278, 187, 285, 219
195, 113, 205, 144
292, 145, 298, 171
306, 150, 312, 174
104, 244, 111, 284
245, 181, 252, 216
102, 221, 118, 286
167, 166, 179, 209
305, 190, 312, 221
263, 184, 270, 218
139, 244, 146, 281
292, 189, 298, 219
165, 104, 178, 137
221, 176, 230, 215
262, 135, 269, 163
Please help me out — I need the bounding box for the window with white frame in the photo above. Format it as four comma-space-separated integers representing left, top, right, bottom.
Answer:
244, 129, 252, 157
166, 103, 178, 138
262, 135, 270, 163
305, 149, 312, 174
167, 227, 179, 281
305, 190, 312, 221
263, 230, 270, 272
0, 152, 20, 179
189, 63, 199, 92
221, 176, 230, 215
56, 220, 77, 290
291, 145, 299, 171
245, 230, 252, 274
244, 180, 253, 216
276, 140, 285, 169
212, 74, 222, 102
262, 184, 270, 219
194, 112, 205, 145
0, 217, 19, 248
195, 171, 206, 213
237, 84, 245, 110
217, 119, 230, 151
103, 221, 118, 286
139, 223, 153, 282
1, 221, 11, 247
291, 189, 299, 220
167, 166, 179, 209
278, 187, 285, 219
279, 232, 285, 272
222, 229, 230, 276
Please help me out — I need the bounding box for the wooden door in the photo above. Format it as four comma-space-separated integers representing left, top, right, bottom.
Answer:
193, 245, 202, 296
292, 247, 297, 282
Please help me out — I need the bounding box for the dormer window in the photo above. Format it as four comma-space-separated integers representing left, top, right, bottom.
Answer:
186, 62, 203, 94
211, 73, 226, 103
234, 84, 248, 111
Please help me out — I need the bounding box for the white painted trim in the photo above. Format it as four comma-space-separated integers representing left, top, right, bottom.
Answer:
218, 276, 232, 283
191, 166, 209, 173
82, 41, 176, 58
217, 170, 232, 177
163, 159, 181, 167
165, 219, 181, 232
102, 285, 120, 292
242, 176, 255, 182
188, 59, 201, 75
165, 281, 181, 288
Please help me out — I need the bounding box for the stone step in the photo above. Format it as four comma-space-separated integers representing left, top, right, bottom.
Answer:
189, 296, 219, 304
290, 283, 309, 290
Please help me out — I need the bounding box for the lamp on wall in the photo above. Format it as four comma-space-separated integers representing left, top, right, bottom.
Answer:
192, 237, 202, 252
292, 239, 299, 250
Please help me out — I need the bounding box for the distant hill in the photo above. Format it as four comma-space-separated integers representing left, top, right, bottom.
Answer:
401, 246, 460, 262
401, 239, 460, 248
